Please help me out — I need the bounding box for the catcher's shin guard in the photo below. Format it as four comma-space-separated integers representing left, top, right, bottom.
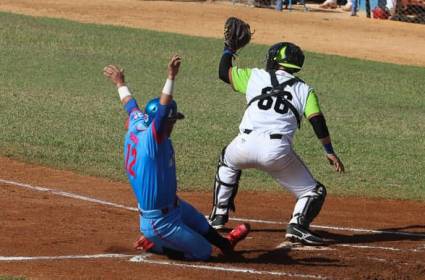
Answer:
289, 182, 327, 228
209, 147, 242, 224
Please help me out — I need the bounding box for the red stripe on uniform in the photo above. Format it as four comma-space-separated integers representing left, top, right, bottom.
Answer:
130, 132, 139, 145
152, 120, 164, 144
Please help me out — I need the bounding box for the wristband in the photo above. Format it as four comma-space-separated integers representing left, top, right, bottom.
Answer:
223, 46, 235, 56
162, 78, 174, 96
323, 143, 335, 155
118, 86, 131, 101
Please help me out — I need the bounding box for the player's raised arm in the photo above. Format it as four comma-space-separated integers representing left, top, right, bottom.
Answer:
159, 55, 181, 106
219, 17, 252, 87
218, 46, 234, 84
103, 64, 141, 116
151, 55, 182, 137
219, 43, 251, 93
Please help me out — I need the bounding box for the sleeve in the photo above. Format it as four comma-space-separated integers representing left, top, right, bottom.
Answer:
231, 67, 252, 94
124, 98, 140, 115
218, 51, 234, 84
145, 127, 159, 158
126, 99, 145, 129
151, 103, 171, 144
304, 89, 322, 118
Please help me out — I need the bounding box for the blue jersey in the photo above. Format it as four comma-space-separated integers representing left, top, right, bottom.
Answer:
123, 99, 177, 210
121, 98, 217, 261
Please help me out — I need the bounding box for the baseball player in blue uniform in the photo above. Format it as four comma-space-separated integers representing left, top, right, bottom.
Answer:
103, 55, 250, 261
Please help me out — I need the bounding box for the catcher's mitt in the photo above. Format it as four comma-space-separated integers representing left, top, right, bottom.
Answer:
224, 17, 252, 52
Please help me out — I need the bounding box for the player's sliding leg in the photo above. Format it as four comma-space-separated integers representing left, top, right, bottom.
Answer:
180, 198, 250, 254
155, 199, 250, 259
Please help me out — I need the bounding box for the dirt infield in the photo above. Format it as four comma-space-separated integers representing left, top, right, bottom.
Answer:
1, 1, 425, 279
1, 157, 425, 279
1, 0, 425, 66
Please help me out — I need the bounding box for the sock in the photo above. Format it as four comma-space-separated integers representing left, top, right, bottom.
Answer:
203, 226, 232, 252
163, 247, 186, 260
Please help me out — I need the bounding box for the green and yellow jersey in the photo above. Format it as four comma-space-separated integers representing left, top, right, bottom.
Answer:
230, 67, 321, 141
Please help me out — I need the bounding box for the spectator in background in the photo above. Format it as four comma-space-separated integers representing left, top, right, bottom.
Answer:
319, 0, 337, 8
342, 0, 353, 11
275, 0, 301, 10
319, 0, 353, 11
275, 0, 284, 10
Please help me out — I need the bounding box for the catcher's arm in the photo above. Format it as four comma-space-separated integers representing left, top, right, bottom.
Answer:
218, 49, 234, 84
219, 17, 252, 85
305, 91, 345, 173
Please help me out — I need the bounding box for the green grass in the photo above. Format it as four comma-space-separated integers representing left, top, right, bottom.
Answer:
0, 12, 424, 200
0, 276, 26, 280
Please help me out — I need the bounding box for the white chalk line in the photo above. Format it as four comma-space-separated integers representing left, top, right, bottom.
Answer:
0, 253, 135, 261
0, 179, 138, 212
2, 178, 424, 255
0, 252, 328, 279
230, 217, 425, 238
276, 241, 336, 251
276, 242, 423, 253
129, 255, 328, 279
337, 243, 423, 253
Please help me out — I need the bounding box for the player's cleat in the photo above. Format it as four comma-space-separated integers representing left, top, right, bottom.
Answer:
209, 214, 228, 230
134, 236, 155, 252
285, 223, 326, 246
226, 223, 251, 249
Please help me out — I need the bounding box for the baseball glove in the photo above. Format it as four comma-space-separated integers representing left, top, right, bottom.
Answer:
224, 17, 252, 52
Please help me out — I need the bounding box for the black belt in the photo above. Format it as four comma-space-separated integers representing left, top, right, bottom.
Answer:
139, 199, 179, 217
243, 129, 283, 140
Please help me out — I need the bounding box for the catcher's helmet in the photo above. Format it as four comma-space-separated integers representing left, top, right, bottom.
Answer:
144, 97, 185, 127
266, 42, 304, 73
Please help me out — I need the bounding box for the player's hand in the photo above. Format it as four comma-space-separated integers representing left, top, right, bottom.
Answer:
326, 153, 345, 173
168, 55, 181, 80
103, 64, 125, 87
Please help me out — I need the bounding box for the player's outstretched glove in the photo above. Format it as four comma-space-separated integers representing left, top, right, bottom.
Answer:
224, 17, 252, 53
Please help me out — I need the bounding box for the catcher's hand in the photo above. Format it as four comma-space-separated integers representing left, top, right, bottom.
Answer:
326, 153, 345, 173
224, 17, 252, 52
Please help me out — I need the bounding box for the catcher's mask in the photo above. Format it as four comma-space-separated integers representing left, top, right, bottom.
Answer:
143, 97, 185, 127
266, 42, 304, 73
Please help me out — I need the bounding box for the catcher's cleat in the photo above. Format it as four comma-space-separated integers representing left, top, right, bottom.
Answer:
209, 214, 228, 230
134, 236, 155, 252
285, 224, 326, 246
226, 223, 251, 249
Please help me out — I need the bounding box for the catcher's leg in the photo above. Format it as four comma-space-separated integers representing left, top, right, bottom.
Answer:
209, 146, 242, 229
268, 150, 328, 245
289, 182, 327, 228
285, 182, 327, 245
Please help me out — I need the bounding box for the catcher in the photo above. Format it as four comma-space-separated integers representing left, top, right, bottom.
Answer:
208, 17, 345, 245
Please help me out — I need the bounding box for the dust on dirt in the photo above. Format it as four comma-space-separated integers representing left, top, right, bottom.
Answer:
1, 157, 425, 279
